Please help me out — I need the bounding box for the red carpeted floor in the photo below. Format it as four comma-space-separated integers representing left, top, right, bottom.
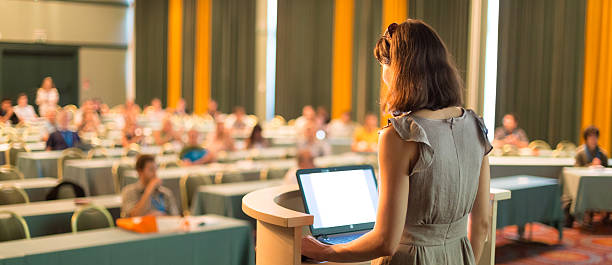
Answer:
495, 219, 612, 265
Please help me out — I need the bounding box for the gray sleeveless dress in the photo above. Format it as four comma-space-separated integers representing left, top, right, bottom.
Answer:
372, 109, 492, 265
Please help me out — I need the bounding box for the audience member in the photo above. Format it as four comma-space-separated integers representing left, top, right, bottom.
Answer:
206, 118, 236, 152
46, 110, 81, 150
283, 149, 316, 184
493, 113, 529, 148
146, 98, 166, 121
316, 106, 331, 125
42, 110, 57, 140
327, 111, 357, 138
78, 111, 101, 134
295, 105, 317, 133
153, 117, 183, 146
122, 114, 143, 147
0, 98, 20, 125
246, 124, 269, 149
180, 129, 215, 165
297, 122, 331, 157
207, 99, 219, 118
352, 113, 379, 152
575, 126, 609, 167
36, 77, 59, 117
225, 106, 250, 135
174, 98, 189, 116
13, 93, 38, 122
121, 155, 179, 217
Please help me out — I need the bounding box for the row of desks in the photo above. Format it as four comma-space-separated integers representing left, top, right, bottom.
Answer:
0, 215, 254, 265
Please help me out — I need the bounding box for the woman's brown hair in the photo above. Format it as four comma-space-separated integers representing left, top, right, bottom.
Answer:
374, 19, 463, 114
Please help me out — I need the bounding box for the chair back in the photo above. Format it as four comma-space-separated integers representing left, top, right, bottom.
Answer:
216, 171, 244, 184
122, 143, 141, 158
87, 146, 110, 159
45, 181, 86, 200
502, 144, 520, 156
71, 204, 114, 233
0, 211, 30, 242
159, 160, 182, 170
265, 168, 289, 180
179, 173, 214, 215
0, 165, 24, 181
528, 140, 552, 151
0, 185, 29, 205
161, 143, 176, 155
112, 161, 134, 194
8, 142, 31, 166
553, 141, 577, 157
57, 148, 85, 180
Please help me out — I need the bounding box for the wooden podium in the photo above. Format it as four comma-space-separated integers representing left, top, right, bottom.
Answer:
243, 184, 510, 265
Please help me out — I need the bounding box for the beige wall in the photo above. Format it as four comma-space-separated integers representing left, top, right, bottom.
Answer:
0, 0, 128, 106
79, 48, 126, 106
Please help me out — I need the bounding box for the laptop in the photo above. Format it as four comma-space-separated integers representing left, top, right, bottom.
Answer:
297, 165, 379, 245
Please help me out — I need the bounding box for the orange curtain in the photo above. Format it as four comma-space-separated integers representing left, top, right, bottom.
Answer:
331, 0, 355, 119
167, 0, 183, 109
582, 0, 612, 152
380, 0, 407, 125
194, 0, 212, 115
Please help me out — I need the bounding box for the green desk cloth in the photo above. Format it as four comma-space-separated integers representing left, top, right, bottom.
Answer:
0, 195, 121, 237
17, 151, 63, 179
62, 155, 178, 196
190, 180, 283, 225
490, 175, 563, 239
0, 178, 58, 202
562, 167, 612, 220
488, 156, 574, 179
16, 147, 167, 179
0, 215, 254, 265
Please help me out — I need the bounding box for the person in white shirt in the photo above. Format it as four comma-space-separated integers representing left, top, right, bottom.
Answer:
36, 77, 59, 117
295, 105, 318, 134
283, 149, 316, 185
297, 121, 331, 157
327, 111, 357, 138
13, 93, 38, 122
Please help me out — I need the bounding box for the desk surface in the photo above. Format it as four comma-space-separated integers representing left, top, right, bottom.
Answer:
0, 194, 121, 217
563, 167, 612, 177
491, 175, 558, 190
489, 156, 574, 166
0, 177, 57, 189
0, 215, 251, 262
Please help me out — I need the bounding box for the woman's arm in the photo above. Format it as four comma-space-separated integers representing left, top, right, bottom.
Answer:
469, 156, 491, 263
302, 126, 418, 262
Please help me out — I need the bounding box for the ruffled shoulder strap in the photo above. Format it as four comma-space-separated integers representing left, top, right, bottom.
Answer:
385, 113, 434, 175
465, 109, 493, 155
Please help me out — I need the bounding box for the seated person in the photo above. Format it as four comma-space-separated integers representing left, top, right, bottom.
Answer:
146, 98, 166, 121
46, 110, 81, 150
351, 113, 379, 152
575, 126, 609, 167
493, 113, 529, 148
121, 155, 179, 217
13, 93, 38, 122
174, 98, 189, 116
0, 98, 21, 125
42, 110, 57, 141
180, 129, 215, 165
225, 106, 250, 136
122, 114, 143, 147
284, 149, 316, 185
297, 121, 331, 157
295, 105, 317, 133
327, 111, 357, 138
78, 111, 101, 134
245, 124, 269, 149
207, 99, 220, 118
153, 117, 183, 145
206, 119, 236, 152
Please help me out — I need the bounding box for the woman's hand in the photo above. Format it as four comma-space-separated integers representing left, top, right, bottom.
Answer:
301, 235, 333, 261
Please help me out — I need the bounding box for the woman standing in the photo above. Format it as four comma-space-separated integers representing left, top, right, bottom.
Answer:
36, 77, 59, 117
301, 19, 493, 265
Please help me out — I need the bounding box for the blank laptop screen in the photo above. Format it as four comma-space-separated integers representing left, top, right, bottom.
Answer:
299, 168, 378, 229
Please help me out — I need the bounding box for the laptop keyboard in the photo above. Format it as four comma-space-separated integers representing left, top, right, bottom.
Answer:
319, 233, 366, 245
